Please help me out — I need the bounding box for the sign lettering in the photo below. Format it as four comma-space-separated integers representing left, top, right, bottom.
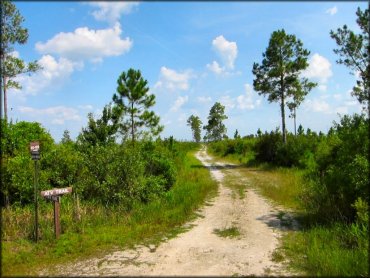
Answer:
30, 141, 40, 154
40, 187, 72, 239
41, 187, 72, 198
30, 141, 41, 160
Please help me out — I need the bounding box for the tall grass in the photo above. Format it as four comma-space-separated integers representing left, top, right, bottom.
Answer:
238, 167, 305, 211
281, 223, 368, 277
207, 145, 368, 277
2, 149, 218, 276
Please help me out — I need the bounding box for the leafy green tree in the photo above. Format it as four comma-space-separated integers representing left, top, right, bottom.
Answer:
307, 114, 369, 222
287, 80, 316, 136
187, 115, 202, 143
252, 29, 316, 144
234, 129, 241, 139
77, 103, 120, 147
61, 129, 72, 144
1, 120, 54, 157
257, 128, 262, 137
203, 102, 228, 142
113, 68, 163, 143
1, 0, 41, 121
0, 120, 54, 206
297, 124, 304, 136
330, 7, 369, 110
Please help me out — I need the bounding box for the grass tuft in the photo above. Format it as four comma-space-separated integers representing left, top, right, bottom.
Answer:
213, 227, 241, 238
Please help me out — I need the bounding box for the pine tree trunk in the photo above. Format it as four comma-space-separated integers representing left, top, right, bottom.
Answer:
280, 87, 287, 144
2, 76, 7, 121
280, 63, 287, 144
294, 107, 297, 136
131, 102, 135, 144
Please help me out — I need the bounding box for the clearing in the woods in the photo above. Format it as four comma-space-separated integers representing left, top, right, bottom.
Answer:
40, 146, 299, 276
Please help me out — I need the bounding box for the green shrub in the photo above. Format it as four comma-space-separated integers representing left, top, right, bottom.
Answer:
144, 151, 176, 191
41, 142, 84, 189
254, 129, 281, 163
208, 138, 256, 162
1, 120, 55, 206
303, 114, 369, 223
76, 144, 145, 207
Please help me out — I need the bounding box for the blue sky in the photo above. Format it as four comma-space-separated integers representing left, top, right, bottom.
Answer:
7, 1, 366, 142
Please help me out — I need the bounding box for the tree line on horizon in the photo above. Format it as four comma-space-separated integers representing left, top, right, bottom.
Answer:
1, 0, 368, 145
186, 6, 368, 144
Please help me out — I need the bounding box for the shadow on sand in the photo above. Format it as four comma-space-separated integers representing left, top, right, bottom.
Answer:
191, 164, 243, 171
256, 211, 303, 232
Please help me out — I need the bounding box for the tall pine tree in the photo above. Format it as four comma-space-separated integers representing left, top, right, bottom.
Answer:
330, 6, 369, 110
1, 0, 41, 121
113, 68, 163, 143
252, 29, 315, 143
203, 102, 228, 142
187, 115, 202, 143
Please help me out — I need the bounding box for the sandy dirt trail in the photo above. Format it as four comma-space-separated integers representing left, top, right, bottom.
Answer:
43, 146, 295, 276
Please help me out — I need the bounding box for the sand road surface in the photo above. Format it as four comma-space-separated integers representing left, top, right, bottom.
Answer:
41, 147, 296, 276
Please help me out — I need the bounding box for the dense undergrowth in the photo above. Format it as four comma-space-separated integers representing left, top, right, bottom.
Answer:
1, 125, 218, 276
208, 113, 369, 277
1, 113, 368, 276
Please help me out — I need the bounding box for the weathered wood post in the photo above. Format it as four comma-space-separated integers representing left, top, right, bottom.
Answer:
41, 187, 72, 239
30, 141, 41, 242
53, 196, 61, 239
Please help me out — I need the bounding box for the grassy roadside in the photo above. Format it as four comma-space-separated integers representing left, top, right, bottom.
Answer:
2, 149, 218, 276
207, 149, 303, 209
207, 146, 368, 277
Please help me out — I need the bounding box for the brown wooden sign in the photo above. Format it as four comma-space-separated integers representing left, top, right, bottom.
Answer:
30, 141, 40, 153
41, 187, 72, 198
40, 187, 72, 239
30, 141, 40, 160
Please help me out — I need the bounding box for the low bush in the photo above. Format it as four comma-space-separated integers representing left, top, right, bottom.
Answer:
303, 114, 369, 223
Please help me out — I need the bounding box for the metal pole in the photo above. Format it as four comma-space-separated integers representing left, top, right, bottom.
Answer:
34, 160, 39, 242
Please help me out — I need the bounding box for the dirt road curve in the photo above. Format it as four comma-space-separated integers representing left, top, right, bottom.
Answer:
43, 147, 295, 276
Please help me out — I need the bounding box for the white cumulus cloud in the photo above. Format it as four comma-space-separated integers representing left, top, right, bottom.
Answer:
206, 61, 224, 75
78, 104, 94, 110
335, 106, 348, 114
237, 84, 261, 110
217, 84, 260, 113
18, 105, 81, 125
35, 23, 132, 63
318, 85, 327, 92
304, 99, 331, 113
212, 35, 238, 70
326, 6, 338, 16
11, 55, 82, 97
155, 66, 194, 92
170, 95, 189, 112
9, 50, 19, 58
197, 96, 212, 104
302, 53, 332, 90
89, 2, 139, 24
219, 95, 236, 109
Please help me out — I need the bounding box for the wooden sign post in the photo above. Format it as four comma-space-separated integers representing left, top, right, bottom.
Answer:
41, 187, 72, 239
30, 141, 41, 242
